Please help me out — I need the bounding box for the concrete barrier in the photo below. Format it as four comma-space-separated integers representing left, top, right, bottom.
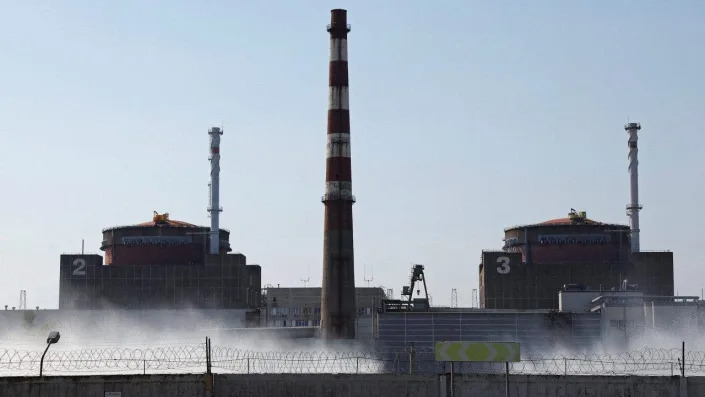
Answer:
450, 374, 681, 397
215, 374, 439, 397
0, 374, 208, 397
0, 373, 698, 397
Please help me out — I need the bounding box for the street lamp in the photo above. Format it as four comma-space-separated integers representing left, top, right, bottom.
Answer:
40, 331, 60, 377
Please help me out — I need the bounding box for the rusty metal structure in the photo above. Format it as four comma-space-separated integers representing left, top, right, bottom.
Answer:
321, 8, 356, 339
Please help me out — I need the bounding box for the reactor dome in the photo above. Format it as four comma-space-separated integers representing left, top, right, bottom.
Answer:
502, 209, 630, 264
100, 212, 231, 266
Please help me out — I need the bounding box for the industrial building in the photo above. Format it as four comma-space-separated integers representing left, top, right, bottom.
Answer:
479, 210, 673, 309
371, 264, 602, 372
262, 287, 385, 338
59, 213, 261, 312
476, 122, 673, 309
586, 294, 702, 351
58, 127, 262, 316
375, 310, 601, 354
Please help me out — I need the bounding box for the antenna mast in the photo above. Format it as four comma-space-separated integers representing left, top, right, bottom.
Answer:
363, 264, 374, 287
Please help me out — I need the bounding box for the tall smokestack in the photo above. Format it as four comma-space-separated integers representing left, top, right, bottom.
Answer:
208, 126, 223, 255
625, 122, 642, 253
321, 8, 356, 339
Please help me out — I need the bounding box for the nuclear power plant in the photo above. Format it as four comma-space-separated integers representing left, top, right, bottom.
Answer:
2, 9, 699, 362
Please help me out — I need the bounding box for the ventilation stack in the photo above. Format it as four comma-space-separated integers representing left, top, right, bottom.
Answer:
208, 127, 223, 255
321, 8, 356, 339
625, 122, 642, 252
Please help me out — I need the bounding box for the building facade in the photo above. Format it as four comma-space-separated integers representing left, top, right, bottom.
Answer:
479, 210, 673, 310
59, 214, 261, 312
263, 287, 385, 338
588, 294, 701, 351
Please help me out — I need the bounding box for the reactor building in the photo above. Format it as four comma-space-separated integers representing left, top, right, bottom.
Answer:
480, 122, 673, 309
59, 127, 262, 312
479, 209, 673, 309
59, 213, 260, 310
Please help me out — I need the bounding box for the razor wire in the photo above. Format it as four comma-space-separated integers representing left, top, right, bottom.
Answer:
1, 345, 704, 376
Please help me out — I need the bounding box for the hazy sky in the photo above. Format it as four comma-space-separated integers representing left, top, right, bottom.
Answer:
1, 1, 703, 309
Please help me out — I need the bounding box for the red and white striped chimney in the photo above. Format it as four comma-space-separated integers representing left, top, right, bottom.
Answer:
321, 8, 356, 340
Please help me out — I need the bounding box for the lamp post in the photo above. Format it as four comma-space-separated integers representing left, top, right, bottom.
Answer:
40, 331, 60, 377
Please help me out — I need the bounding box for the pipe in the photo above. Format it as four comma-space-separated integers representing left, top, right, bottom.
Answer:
624, 122, 642, 252
208, 127, 223, 255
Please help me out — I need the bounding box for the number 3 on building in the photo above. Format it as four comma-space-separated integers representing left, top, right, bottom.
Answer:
496, 256, 510, 274
72, 258, 86, 276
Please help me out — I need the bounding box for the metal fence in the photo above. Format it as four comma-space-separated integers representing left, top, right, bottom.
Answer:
1, 344, 702, 377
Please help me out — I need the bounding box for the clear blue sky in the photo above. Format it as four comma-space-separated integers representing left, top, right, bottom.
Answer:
1, 1, 703, 309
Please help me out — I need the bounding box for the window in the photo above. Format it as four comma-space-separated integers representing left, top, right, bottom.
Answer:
295, 320, 307, 327
313, 320, 321, 326
314, 307, 321, 315
292, 307, 301, 316
303, 307, 310, 315
610, 320, 628, 329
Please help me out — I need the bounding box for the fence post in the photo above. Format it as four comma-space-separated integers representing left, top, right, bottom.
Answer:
450, 362, 455, 397
205, 337, 212, 375
682, 341, 686, 378
143, 359, 146, 375
247, 358, 250, 374
409, 342, 415, 375
564, 358, 567, 375
356, 357, 359, 374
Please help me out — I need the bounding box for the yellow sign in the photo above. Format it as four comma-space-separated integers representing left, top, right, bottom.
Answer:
435, 341, 520, 362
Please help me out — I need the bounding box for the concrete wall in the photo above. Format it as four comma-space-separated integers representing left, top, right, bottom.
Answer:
59, 253, 258, 310
0, 374, 209, 397
217, 374, 438, 397
451, 374, 681, 397
1, 373, 697, 397
480, 251, 626, 310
